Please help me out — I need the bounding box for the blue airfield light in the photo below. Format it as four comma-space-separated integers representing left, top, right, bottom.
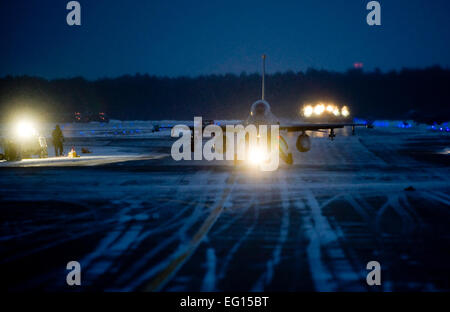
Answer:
353, 118, 367, 125
397, 122, 412, 129
374, 121, 389, 127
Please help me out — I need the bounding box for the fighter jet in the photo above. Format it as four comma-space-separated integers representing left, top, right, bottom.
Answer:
158, 55, 369, 165
201, 55, 368, 164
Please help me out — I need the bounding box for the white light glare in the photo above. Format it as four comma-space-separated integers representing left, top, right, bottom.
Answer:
303, 105, 313, 117
16, 120, 37, 138
248, 146, 266, 166
341, 106, 350, 117
314, 104, 325, 115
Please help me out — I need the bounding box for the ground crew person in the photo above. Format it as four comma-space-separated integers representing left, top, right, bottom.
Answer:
52, 125, 64, 156
38, 135, 48, 158
3, 139, 21, 161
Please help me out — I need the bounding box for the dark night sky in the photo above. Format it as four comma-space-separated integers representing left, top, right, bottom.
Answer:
1, 0, 450, 79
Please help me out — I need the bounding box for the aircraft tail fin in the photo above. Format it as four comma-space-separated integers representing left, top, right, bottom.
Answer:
261, 54, 266, 100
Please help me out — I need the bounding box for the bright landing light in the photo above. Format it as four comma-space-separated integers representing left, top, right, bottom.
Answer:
247, 146, 266, 166
341, 106, 350, 117
303, 105, 313, 117
15, 120, 37, 138
302, 103, 349, 118
314, 104, 325, 115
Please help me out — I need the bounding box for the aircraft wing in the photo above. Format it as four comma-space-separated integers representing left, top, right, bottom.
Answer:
164, 122, 367, 133
278, 123, 367, 132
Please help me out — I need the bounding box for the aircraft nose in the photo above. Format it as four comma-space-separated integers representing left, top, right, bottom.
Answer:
254, 103, 266, 115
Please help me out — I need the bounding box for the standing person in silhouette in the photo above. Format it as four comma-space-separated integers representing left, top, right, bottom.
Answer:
52, 125, 64, 156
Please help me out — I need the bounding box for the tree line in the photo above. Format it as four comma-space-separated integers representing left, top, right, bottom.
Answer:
0, 67, 449, 121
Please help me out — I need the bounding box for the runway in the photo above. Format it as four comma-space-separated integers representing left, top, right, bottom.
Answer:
0, 125, 449, 291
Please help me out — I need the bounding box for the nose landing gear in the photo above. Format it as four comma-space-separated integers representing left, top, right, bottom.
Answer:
329, 128, 336, 140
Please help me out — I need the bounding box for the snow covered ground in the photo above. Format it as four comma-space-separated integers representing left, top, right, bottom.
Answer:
0, 120, 449, 291
0, 119, 447, 167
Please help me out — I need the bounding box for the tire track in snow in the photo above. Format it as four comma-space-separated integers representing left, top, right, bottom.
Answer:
117, 194, 209, 289
300, 189, 362, 291
251, 176, 289, 291
201, 248, 217, 291
375, 194, 415, 236
141, 171, 237, 291
217, 196, 259, 283
298, 191, 337, 291
423, 191, 450, 206
117, 171, 215, 290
